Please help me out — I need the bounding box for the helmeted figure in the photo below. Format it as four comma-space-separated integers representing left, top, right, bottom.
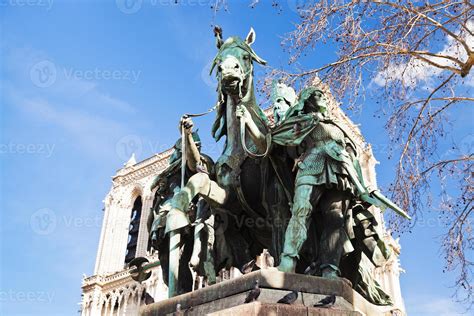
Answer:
148, 126, 215, 295
271, 80, 297, 125
271, 87, 356, 278
271, 87, 409, 281
237, 84, 409, 305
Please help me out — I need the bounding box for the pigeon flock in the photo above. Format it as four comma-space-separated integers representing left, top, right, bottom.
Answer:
243, 279, 337, 309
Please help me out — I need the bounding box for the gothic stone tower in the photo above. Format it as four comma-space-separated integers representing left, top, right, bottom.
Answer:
80, 151, 173, 316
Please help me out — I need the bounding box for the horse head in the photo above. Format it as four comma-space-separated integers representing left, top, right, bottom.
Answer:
210, 27, 268, 141
211, 27, 266, 101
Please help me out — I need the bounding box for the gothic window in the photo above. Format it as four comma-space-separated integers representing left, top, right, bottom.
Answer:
125, 196, 142, 264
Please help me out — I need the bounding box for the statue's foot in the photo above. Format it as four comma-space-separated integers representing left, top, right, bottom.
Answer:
277, 255, 296, 273
321, 264, 340, 280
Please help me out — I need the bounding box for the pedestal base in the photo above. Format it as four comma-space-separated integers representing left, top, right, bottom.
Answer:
140, 269, 398, 316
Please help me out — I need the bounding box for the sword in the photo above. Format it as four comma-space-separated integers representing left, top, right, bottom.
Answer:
371, 190, 411, 220
180, 115, 189, 188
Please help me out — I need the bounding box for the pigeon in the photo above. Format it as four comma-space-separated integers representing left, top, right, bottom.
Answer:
244, 280, 261, 303
277, 290, 298, 304
259, 249, 275, 268
313, 294, 336, 308
242, 259, 257, 274
304, 262, 318, 275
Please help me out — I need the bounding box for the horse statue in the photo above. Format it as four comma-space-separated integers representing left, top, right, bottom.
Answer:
163, 27, 295, 296
153, 27, 410, 305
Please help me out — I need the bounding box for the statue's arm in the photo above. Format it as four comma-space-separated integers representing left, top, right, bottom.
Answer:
236, 105, 267, 152
181, 118, 201, 172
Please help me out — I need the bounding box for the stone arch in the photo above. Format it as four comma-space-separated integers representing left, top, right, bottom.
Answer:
125, 185, 144, 264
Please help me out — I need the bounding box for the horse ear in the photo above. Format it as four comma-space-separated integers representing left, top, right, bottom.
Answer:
213, 25, 223, 49
245, 27, 256, 46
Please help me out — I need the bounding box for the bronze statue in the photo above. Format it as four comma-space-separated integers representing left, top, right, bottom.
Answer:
145, 27, 410, 305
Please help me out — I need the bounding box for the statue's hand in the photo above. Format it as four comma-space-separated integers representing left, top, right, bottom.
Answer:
236, 105, 251, 122
180, 116, 194, 134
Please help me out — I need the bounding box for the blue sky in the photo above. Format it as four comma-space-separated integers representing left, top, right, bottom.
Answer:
0, 1, 472, 315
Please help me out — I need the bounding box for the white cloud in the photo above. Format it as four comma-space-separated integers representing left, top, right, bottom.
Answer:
2, 42, 136, 160
373, 20, 474, 88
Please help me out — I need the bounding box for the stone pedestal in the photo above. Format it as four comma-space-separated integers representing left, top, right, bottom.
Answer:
140, 269, 399, 316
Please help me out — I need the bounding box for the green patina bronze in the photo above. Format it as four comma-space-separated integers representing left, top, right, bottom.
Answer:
142, 27, 410, 306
